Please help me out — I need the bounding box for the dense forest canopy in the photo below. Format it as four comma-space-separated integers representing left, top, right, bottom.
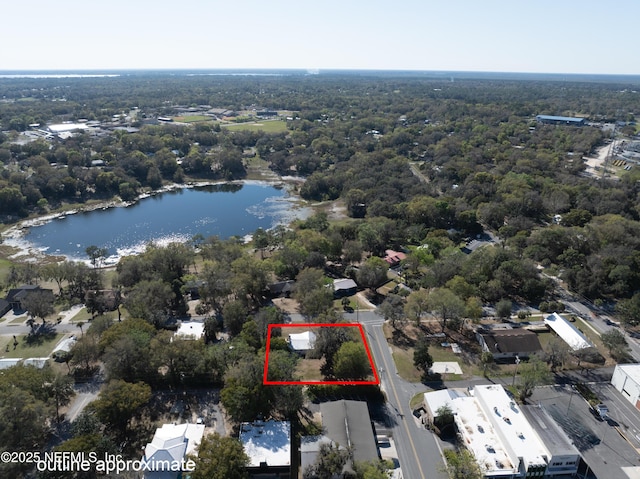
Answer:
1, 72, 640, 302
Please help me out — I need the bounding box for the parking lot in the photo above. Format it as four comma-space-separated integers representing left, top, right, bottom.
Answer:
530, 383, 640, 479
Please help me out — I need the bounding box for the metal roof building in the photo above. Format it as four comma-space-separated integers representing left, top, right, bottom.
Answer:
544, 313, 593, 351
536, 115, 586, 126
612, 364, 640, 409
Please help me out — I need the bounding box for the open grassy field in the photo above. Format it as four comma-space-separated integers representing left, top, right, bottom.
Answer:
0, 332, 64, 358
223, 120, 288, 133
174, 115, 211, 123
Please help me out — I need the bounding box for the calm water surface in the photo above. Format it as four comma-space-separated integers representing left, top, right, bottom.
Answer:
21, 183, 306, 263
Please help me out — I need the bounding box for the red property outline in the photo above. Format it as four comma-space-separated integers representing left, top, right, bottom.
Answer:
263, 323, 380, 386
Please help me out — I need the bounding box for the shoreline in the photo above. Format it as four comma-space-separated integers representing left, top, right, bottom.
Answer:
1, 176, 308, 265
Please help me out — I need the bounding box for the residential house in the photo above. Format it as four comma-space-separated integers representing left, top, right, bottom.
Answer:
142, 423, 205, 479
476, 327, 543, 361
383, 249, 406, 268
174, 322, 205, 341
268, 280, 295, 298
239, 419, 292, 478
6, 285, 53, 311
332, 278, 357, 298
287, 331, 316, 355
0, 298, 10, 317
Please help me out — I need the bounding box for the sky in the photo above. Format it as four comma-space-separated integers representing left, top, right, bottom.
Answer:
2, 0, 638, 74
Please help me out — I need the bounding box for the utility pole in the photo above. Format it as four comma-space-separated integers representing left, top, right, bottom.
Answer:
512, 355, 521, 386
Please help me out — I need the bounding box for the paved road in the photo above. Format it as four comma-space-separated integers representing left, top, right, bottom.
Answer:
345, 310, 449, 479
563, 299, 640, 361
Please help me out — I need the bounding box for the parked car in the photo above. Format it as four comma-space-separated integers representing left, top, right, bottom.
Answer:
591, 403, 609, 420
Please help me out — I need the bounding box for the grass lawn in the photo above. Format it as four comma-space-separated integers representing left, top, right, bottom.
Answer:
174, 115, 211, 123
390, 345, 422, 382
0, 333, 64, 358
9, 315, 28, 324
294, 358, 324, 382
69, 307, 118, 323
410, 391, 425, 410
223, 120, 288, 133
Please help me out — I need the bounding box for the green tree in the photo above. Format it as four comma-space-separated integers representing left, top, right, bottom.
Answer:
294, 268, 334, 319
544, 337, 570, 371
413, 336, 433, 377
481, 351, 494, 377
45, 373, 74, 422
514, 356, 551, 403
223, 300, 248, 336
303, 442, 350, 479
221, 355, 271, 423
90, 380, 151, 434
353, 460, 392, 479
616, 293, 640, 327
495, 299, 512, 320
426, 288, 465, 332
333, 341, 371, 380
190, 433, 249, 479
85, 245, 108, 268
404, 289, 430, 325
22, 289, 55, 324
356, 256, 389, 294
378, 293, 405, 329
443, 449, 482, 479
124, 279, 174, 327
600, 329, 629, 358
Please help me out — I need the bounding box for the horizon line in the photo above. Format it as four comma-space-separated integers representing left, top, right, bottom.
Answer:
1, 67, 639, 77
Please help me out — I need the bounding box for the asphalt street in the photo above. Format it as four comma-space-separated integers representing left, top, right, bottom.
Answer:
345, 310, 449, 479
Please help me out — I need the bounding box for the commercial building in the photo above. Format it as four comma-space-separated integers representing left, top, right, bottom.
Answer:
521, 405, 580, 477
535, 115, 586, 126
425, 384, 581, 478
611, 364, 640, 409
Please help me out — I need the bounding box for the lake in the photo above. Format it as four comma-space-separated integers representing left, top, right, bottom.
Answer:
14, 182, 308, 264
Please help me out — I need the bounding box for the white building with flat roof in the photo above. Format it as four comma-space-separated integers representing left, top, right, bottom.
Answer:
174, 322, 205, 341
612, 364, 640, 409
239, 420, 291, 478
473, 385, 548, 477
454, 395, 517, 477
544, 313, 593, 351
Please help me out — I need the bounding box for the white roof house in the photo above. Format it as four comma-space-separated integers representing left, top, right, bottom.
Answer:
52, 335, 77, 354
544, 313, 593, 351
239, 420, 291, 468
22, 357, 49, 368
174, 322, 205, 341
0, 358, 21, 370
143, 423, 205, 479
288, 331, 316, 353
